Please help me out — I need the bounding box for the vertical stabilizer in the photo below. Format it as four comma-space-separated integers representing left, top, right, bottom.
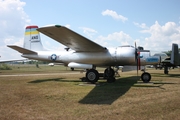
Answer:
170, 43, 179, 65
23, 26, 44, 51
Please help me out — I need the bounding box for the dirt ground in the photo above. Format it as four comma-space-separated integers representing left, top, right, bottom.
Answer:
0, 65, 180, 120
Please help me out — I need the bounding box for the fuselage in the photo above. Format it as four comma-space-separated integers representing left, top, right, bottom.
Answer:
22, 45, 159, 68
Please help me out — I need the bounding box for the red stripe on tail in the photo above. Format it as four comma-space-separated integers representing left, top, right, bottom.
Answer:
26, 26, 38, 29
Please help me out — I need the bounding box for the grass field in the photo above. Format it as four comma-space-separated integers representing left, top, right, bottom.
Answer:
0, 64, 180, 120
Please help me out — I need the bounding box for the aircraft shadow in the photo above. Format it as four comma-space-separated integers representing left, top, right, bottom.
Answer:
79, 76, 139, 105
28, 78, 80, 83
151, 73, 180, 78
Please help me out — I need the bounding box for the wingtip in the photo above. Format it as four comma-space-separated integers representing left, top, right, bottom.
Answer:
55, 25, 61, 28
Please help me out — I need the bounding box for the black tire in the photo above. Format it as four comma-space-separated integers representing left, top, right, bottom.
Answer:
164, 70, 169, 74
107, 77, 116, 83
86, 69, 99, 83
141, 72, 151, 83
164, 66, 169, 74
104, 68, 115, 78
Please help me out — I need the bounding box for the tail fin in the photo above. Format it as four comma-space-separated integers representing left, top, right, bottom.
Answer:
23, 26, 45, 51
170, 43, 179, 65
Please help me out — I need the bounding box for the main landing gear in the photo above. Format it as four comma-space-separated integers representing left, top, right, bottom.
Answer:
86, 69, 99, 83
85, 67, 152, 83
164, 66, 169, 74
85, 67, 116, 83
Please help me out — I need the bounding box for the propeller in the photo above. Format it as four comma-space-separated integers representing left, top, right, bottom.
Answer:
135, 42, 139, 76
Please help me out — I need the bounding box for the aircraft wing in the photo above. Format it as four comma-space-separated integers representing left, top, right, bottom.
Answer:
37, 25, 107, 52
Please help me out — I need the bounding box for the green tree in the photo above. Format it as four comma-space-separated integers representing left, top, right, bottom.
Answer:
163, 48, 180, 57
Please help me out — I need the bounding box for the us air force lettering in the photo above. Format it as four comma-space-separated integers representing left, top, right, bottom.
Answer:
7, 25, 179, 83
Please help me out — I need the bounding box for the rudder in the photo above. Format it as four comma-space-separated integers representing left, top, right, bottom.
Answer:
170, 43, 179, 65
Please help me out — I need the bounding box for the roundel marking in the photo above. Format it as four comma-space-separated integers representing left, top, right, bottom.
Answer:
51, 54, 57, 61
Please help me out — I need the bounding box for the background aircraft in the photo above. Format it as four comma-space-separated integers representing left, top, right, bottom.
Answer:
153, 44, 180, 74
153, 53, 169, 70
8, 25, 161, 83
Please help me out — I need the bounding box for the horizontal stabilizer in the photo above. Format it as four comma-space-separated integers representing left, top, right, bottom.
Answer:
7, 45, 37, 54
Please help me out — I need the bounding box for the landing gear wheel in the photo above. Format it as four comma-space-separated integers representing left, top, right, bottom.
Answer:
71, 67, 74, 71
141, 72, 151, 83
107, 77, 116, 83
86, 69, 99, 83
164, 70, 169, 74
104, 68, 115, 78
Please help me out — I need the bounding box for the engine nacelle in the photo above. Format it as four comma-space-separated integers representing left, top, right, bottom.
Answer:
68, 62, 93, 69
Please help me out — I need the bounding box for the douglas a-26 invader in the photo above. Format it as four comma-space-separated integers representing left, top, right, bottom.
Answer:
8, 25, 161, 83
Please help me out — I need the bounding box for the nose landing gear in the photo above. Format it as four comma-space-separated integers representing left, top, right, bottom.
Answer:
141, 72, 151, 83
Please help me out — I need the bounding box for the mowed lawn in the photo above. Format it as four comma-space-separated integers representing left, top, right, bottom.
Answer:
0, 65, 180, 120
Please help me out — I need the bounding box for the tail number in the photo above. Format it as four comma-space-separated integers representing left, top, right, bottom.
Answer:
32, 36, 38, 39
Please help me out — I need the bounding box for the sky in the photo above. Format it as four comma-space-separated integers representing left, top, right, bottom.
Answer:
0, 0, 180, 60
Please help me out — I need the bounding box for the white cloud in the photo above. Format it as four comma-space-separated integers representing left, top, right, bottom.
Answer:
136, 21, 180, 53
79, 27, 97, 38
65, 24, 71, 28
141, 21, 179, 36
102, 9, 128, 22
133, 22, 148, 29
0, 0, 30, 38
94, 20, 180, 55
0, 0, 31, 59
95, 31, 134, 47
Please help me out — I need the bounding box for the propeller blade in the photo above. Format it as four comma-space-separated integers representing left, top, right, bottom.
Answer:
135, 42, 138, 76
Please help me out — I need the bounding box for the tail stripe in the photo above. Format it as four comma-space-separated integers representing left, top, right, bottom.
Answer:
25, 31, 39, 35
25, 28, 37, 32
25, 27, 39, 35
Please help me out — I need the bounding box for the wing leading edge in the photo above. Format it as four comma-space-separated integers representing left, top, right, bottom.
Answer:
37, 25, 107, 52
